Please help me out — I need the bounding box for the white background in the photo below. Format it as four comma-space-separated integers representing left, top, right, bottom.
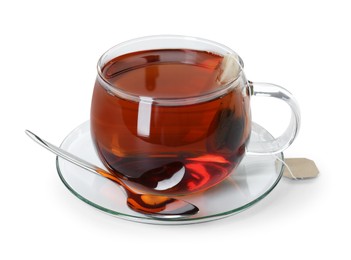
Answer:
1, 0, 350, 259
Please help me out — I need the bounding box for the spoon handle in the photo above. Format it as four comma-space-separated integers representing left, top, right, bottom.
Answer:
24, 130, 123, 185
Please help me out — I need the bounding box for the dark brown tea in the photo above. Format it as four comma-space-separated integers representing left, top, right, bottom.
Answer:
91, 49, 251, 196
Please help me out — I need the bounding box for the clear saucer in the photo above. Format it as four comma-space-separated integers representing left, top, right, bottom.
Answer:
56, 121, 284, 224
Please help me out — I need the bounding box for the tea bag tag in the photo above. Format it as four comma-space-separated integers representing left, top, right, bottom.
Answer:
283, 158, 319, 179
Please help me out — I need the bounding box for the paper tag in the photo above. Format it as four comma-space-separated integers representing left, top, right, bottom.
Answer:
283, 158, 319, 179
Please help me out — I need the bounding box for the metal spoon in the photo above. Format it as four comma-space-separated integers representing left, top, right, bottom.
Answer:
25, 130, 199, 218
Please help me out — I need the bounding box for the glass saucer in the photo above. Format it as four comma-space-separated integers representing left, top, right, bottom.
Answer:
56, 121, 284, 224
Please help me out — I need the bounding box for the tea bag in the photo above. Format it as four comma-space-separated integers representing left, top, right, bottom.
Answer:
217, 54, 317, 179
282, 158, 319, 180
217, 53, 241, 84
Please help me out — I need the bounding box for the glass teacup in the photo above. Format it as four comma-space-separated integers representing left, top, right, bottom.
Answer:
90, 35, 300, 196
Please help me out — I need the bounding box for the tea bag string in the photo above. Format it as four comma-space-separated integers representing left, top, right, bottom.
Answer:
274, 155, 297, 180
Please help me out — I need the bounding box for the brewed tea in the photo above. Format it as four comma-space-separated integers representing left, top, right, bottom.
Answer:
91, 49, 251, 195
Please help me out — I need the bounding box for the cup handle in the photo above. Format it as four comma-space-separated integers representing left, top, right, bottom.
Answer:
246, 81, 301, 155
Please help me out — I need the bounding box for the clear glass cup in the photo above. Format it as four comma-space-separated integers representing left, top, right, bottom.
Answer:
90, 35, 300, 196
